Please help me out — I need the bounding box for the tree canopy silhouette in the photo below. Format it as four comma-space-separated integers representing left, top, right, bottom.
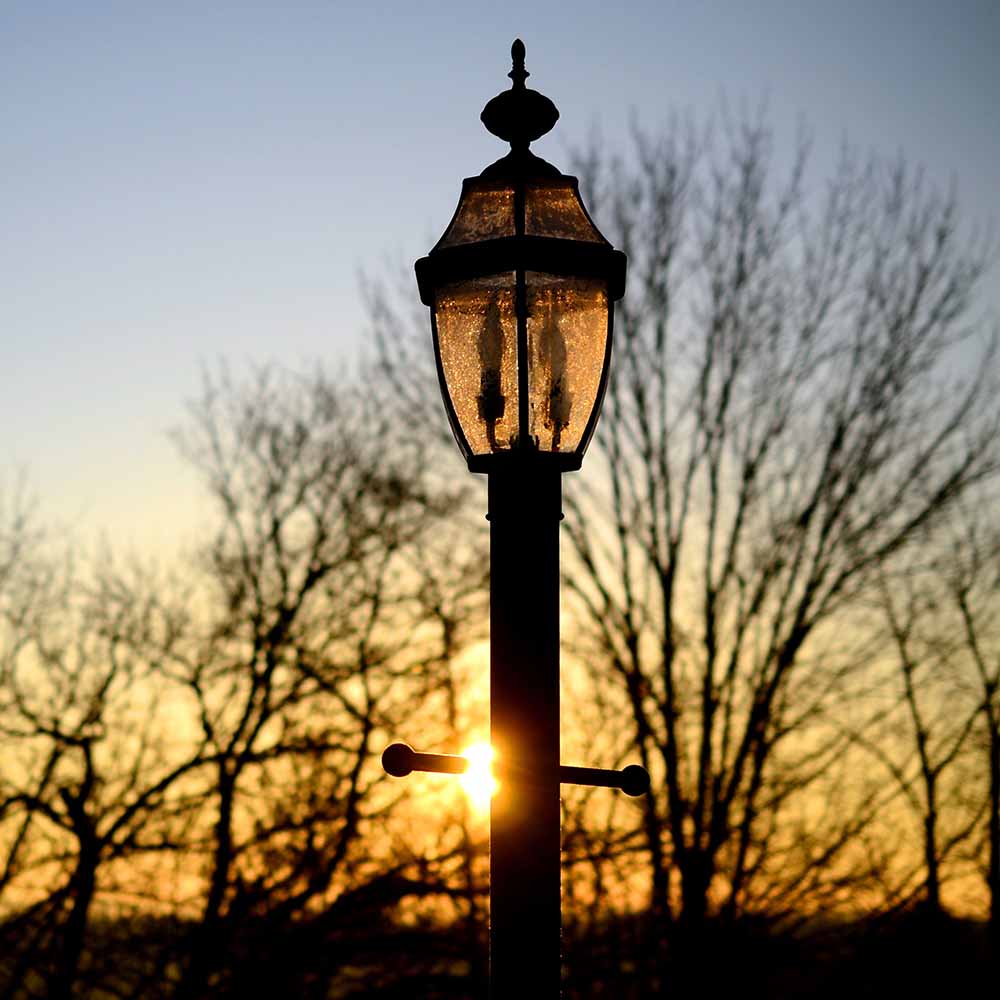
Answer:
557, 116, 999, 985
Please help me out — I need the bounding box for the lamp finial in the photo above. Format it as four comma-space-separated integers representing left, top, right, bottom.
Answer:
509, 39, 528, 89
481, 39, 559, 148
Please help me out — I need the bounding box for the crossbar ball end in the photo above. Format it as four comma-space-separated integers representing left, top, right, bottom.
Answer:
620, 764, 650, 797
382, 742, 415, 778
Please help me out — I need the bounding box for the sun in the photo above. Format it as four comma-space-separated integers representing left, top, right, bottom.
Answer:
459, 742, 498, 813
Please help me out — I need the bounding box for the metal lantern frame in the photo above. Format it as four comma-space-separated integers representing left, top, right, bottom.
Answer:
415, 44, 626, 473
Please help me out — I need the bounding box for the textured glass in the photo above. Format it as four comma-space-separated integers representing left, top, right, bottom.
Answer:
525, 181, 605, 242
438, 181, 516, 247
435, 274, 519, 455
526, 273, 608, 453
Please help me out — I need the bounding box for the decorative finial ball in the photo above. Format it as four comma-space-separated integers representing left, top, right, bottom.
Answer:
484, 38, 557, 146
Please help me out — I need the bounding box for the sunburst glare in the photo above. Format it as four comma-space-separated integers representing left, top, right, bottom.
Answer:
459, 742, 498, 812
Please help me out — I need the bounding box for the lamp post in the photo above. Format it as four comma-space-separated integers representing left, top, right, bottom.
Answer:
383, 40, 642, 997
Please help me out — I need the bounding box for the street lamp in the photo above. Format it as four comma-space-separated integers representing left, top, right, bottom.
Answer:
415, 39, 626, 471
384, 40, 642, 998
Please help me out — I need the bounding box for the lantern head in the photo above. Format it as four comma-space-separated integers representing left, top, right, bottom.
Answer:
415, 40, 626, 473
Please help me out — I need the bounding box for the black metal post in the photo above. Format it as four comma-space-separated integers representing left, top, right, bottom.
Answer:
488, 460, 562, 998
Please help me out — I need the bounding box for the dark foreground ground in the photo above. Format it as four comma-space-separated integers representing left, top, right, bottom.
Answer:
0, 907, 993, 998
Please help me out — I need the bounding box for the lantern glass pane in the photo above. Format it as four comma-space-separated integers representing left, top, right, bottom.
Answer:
435, 274, 519, 455
439, 181, 516, 248
525, 181, 605, 243
526, 272, 608, 454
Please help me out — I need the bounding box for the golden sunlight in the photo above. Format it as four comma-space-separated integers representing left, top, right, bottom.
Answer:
459, 742, 498, 813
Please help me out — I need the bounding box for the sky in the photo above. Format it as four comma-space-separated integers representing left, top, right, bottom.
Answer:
3, 0, 998, 556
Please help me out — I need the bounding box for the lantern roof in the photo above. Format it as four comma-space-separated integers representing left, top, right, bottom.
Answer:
415, 41, 625, 307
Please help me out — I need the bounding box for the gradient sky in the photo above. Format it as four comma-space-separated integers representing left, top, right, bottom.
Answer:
4, 1, 998, 554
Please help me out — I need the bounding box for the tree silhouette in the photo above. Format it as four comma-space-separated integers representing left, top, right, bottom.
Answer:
0, 368, 492, 998
854, 558, 983, 919
0, 543, 204, 998
164, 365, 485, 997
371, 110, 1000, 991
945, 511, 1000, 947
556, 115, 1000, 987
879, 500, 1000, 940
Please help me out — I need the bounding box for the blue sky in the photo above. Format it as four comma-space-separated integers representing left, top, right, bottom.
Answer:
3, 1, 998, 553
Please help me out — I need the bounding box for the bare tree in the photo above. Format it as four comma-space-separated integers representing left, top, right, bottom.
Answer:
162, 364, 486, 997
0, 549, 203, 999
836, 499, 1000, 976
856, 561, 983, 919
928, 502, 1000, 940
555, 115, 999, 985
1, 363, 494, 998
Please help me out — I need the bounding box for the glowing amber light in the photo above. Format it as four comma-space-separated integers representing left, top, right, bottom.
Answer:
460, 742, 498, 812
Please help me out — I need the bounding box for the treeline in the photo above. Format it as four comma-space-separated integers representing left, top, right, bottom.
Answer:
2, 114, 999, 997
